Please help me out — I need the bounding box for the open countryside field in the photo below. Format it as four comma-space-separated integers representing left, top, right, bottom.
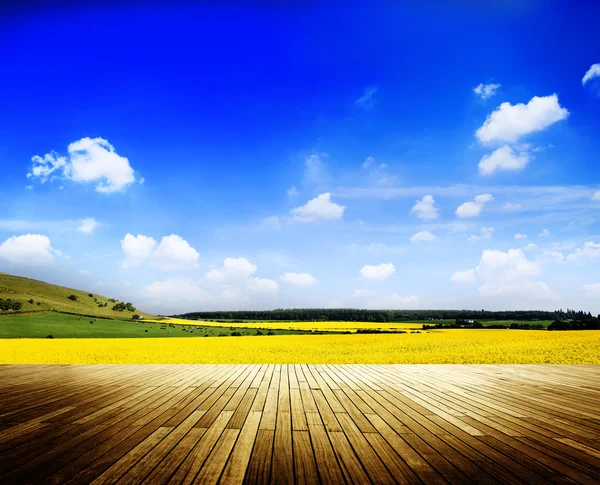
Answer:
2, 329, 599, 364
0, 312, 322, 339
152, 317, 427, 331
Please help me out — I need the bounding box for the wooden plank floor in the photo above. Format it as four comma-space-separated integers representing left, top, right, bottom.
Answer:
1, 365, 599, 484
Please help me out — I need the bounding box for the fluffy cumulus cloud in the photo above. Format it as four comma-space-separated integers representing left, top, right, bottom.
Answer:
0, 234, 58, 265
582, 63, 600, 86
121, 234, 158, 268
567, 242, 600, 262
592, 191, 600, 201
468, 248, 555, 301
205, 257, 257, 282
475, 94, 568, 144
121, 233, 199, 270
473, 82, 501, 100
291, 193, 345, 222
77, 217, 100, 234
280, 272, 317, 286
456, 194, 494, 218
411, 195, 439, 220
365, 294, 419, 310
451, 269, 476, 283
28, 137, 137, 193
353, 288, 375, 297
478, 145, 530, 175
152, 235, 200, 271
359, 263, 395, 280
514, 234, 527, 240
410, 230, 436, 242
539, 229, 550, 237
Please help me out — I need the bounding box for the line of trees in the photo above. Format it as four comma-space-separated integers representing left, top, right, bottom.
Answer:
172, 308, 598, 323
0, 299, 22, 311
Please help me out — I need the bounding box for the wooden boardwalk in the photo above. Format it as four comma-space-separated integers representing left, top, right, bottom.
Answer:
0, 365, 599, 484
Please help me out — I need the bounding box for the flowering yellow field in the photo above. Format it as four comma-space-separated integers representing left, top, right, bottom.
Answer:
150, 318, 424, 332
2, 330, 599, 364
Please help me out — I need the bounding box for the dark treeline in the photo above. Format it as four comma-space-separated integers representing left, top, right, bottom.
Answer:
172, 308, 597, 323
548, 318, 600, 330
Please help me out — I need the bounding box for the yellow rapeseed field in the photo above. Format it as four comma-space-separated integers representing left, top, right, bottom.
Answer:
2, 329, 599, 364
149, 318, 424, 332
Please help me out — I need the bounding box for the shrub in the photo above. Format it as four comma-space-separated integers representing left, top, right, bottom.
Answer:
88, 293, 93, 298
28, 298, 34, 304
231, 331, 242, 336
67, 295, 78, 301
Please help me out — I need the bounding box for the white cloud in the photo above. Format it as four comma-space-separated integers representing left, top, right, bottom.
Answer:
478, 145, 530, 175
359, 263, 395, 280
287, 186, 299, 198
304, 154, 326, 184
582, 63, 600, 86
121, 234, 158, 268
121, 233, 199, 271
206, 257, 257, 283
503, 203, 522, 211
365, 294, 419, 309
474, 248, 556, 300
247, 277, 279, 294
473, 83, 501, 100
27, 152, 67, 182
523, 243, 539, 252
28, 137, 137, 193
475, 94, 568, 144
582, 283, 600, 297
280, 272, 317, 286
353, 288, 375, 297
456, 194, 494, 218
355, 86, 379, 109
566, 242, 600, 262
145, 279, 209, 305
410, 230, 436, 242
514, 234, 527, 240
0, 234, 57, 265
363, 156, 375, 169
291, 193, 345, 222
592, 191, 600, 201
77, 217, 100, 234
152, 235, 200, 271
79, 269, 89, 275
539, 229, 550, 237
411, 195, 439, 220
467, 226, 494, 242
451, 269, 476, 283
541, 251, 564, 263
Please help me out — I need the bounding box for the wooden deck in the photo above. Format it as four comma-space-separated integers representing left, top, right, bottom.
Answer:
0, 365, 599, 484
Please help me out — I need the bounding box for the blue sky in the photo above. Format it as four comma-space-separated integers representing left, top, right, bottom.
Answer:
1, 1, 600, 314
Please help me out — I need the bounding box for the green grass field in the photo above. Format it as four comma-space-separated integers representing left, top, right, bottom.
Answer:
0, 312, 334, 339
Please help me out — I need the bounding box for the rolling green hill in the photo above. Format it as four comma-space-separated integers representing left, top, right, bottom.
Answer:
0, 273, 155, 319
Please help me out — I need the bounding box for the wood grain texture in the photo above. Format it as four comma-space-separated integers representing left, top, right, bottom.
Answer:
0, 364, 599, 484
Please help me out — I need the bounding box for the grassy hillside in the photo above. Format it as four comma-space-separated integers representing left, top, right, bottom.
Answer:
0, 273, 155, 319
